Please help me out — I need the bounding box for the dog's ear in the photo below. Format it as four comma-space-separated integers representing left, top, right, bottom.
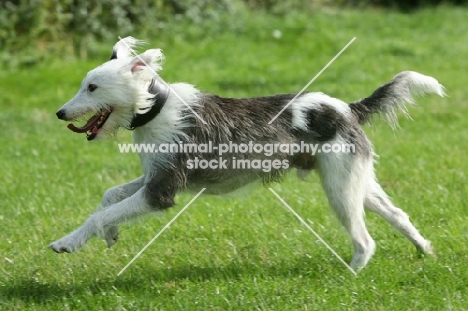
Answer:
110, 37, 145, 60
130, 49, 164, 74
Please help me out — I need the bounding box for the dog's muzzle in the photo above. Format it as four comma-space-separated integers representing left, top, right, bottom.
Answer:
56, 107, 114, 141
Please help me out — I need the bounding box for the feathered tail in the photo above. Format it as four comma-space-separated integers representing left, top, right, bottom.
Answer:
349, 71, 445, 128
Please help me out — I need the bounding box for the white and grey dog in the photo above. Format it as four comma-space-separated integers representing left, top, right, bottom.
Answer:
51, 37, 444, 271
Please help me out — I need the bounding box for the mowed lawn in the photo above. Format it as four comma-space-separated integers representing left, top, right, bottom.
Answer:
1, 6, 467, 310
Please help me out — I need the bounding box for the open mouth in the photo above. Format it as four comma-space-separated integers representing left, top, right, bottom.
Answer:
67, 108, 113, 141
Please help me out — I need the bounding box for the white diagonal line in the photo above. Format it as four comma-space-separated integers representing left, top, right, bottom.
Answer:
268, 37, 356, 124
117, 36, 207, 125
117, 188, 206, 276
268, 188, 357, 276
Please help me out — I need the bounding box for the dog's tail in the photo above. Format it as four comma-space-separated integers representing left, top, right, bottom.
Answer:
349, 71, 445, 128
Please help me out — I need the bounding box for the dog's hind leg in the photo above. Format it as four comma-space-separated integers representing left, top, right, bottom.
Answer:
317, 152, 376, 271
101, 176, 145, 248
364, 179, 433, 254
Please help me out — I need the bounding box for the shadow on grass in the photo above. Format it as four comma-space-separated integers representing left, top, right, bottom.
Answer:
2, 256, 333, 304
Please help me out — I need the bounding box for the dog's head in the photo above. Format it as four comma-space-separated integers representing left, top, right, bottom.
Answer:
56, 37, 166, 140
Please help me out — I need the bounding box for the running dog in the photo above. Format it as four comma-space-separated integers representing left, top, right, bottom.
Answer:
51, 37, 444, 271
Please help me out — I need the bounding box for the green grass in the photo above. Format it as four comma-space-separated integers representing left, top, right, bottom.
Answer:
1, 5, 467, 310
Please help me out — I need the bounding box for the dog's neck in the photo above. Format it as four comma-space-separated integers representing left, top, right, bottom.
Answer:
129, 78, 170, 130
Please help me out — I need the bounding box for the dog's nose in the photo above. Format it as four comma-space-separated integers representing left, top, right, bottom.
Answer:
56, 109, 66, 120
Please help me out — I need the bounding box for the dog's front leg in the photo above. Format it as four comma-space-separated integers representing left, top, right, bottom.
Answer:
50, 187, 153, 253
101, 176, 145, 248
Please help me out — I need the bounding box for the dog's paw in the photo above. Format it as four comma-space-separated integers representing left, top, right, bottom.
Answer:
50, 243, 73, 253
49, 234, 85, 253
416, 240, 434, 256
104, 226, 119, 248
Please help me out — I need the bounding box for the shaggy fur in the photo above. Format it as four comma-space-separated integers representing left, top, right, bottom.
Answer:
51, 37, 444, 271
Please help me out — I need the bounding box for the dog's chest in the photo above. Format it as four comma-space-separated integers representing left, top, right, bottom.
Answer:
132, 130, 158, 175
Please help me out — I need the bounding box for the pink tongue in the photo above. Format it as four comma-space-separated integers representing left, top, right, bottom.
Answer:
67, 112, 101, 133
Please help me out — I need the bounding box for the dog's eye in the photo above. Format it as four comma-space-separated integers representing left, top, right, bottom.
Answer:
88, 84, 98, 92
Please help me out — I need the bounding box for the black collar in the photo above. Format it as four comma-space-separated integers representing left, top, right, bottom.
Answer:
129, 78, 170, 130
